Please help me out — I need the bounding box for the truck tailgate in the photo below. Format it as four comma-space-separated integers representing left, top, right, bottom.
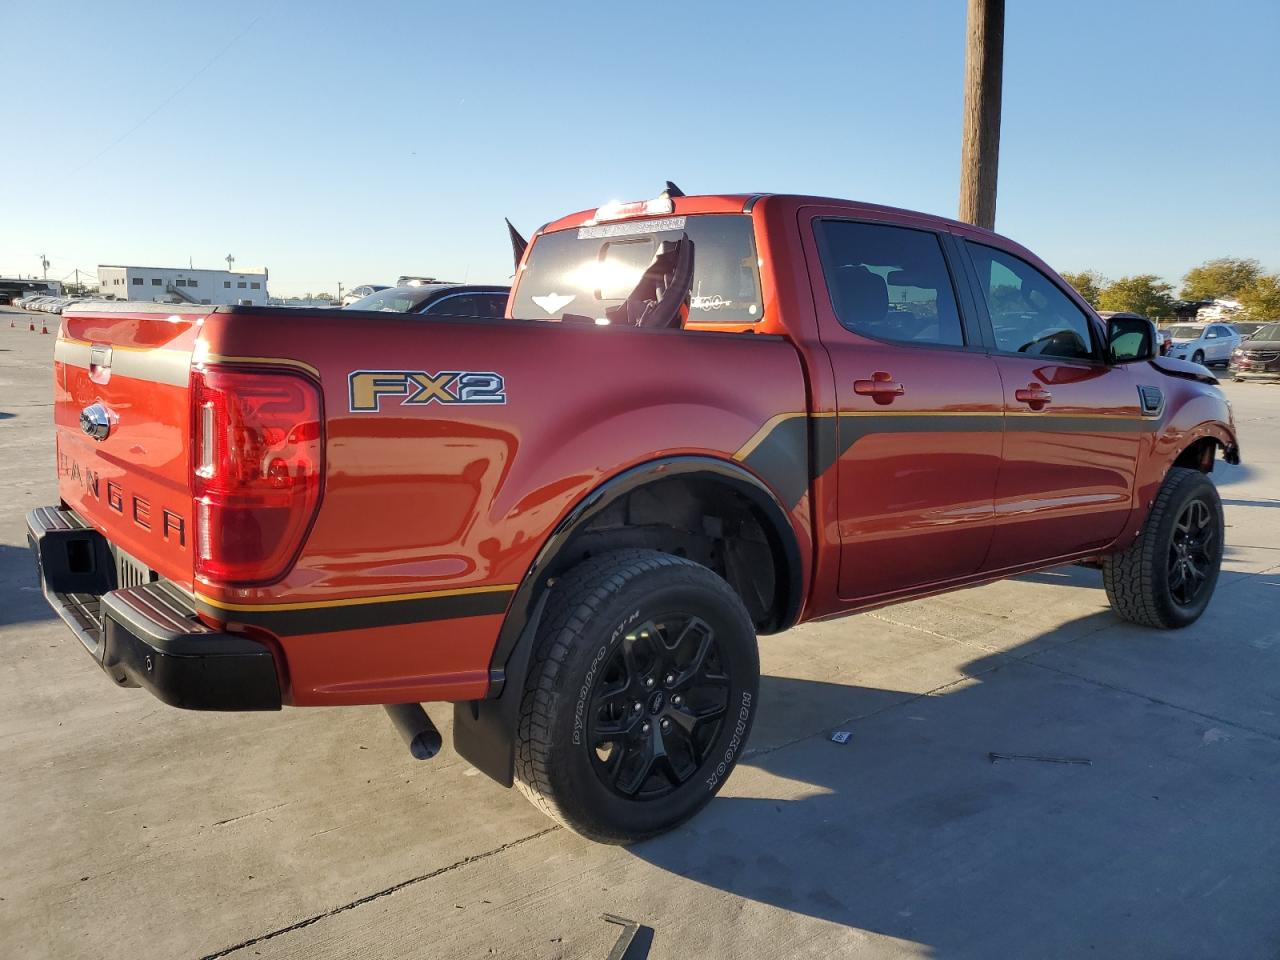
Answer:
55, 306, 204, 588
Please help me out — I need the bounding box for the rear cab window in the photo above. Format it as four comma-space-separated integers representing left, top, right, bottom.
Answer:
511, 215, 763, 325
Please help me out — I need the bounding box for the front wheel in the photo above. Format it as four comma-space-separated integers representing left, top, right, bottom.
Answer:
1192, 349, 1205, 365
515, 550, 760, 844
1103, 467, 1224, 628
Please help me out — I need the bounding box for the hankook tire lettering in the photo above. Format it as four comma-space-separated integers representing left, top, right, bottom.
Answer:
706, 691, 752, 791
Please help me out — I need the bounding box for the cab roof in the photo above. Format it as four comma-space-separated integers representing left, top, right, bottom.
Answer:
539, 192, 1001, 242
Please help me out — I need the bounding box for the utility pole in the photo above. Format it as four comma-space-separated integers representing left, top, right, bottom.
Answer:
225, 253, 235, 272
958, 0, 1004, 230
39, 253, 49, 279
337, 282, 344, 305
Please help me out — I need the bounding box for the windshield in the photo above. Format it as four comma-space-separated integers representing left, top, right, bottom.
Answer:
1166, 325, 1202, 339
1247, 322, 1280, 341
511, 214, 763, 324
345, 285, 446, 312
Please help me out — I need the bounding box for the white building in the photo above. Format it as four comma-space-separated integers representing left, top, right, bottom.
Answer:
97, 265, 269, 306
1196, 298, 1243, 322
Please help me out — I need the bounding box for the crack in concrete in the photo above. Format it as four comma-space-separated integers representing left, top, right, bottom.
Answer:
201, 825, 560, 959
211, 802, 290, 827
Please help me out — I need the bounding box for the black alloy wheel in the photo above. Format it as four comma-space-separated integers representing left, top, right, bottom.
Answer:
586, 614, 729, 800
514, 549, 760, 844
1167, 498, 1216, 607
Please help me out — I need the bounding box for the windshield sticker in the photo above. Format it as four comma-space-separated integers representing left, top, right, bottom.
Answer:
349, 370, 506, 412
577, 217, 686, 240
532, 292, 576, 314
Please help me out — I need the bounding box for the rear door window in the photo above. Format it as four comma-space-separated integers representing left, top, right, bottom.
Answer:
423, 295, 477, 317
813, 220, 965, 346
476, 293, 509, 318
423, 293, 509, 318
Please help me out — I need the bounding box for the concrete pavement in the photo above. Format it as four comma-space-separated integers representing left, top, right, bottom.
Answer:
2, 309, 1278, 959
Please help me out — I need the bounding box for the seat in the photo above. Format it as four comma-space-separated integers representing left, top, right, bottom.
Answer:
832, 264, 888, 329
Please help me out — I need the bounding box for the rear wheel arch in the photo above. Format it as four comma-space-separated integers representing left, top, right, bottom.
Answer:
500, 456, 803, 669
453, 456, 803, 787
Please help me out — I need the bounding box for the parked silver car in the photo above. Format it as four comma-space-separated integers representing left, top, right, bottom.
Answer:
340, 284, 390, 307
1164, 323, 1243, 367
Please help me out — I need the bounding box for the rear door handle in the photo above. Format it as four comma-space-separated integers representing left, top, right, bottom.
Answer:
853, 371, 905, 406
1014, 383, 1052, 410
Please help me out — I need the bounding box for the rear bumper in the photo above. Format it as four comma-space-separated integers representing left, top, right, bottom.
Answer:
26, 506, 282, 711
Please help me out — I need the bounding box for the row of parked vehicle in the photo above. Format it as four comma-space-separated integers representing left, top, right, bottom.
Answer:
10, 294, 98, 315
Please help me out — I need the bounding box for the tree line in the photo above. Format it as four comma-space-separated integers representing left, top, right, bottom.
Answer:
1061, 258, 1280, 321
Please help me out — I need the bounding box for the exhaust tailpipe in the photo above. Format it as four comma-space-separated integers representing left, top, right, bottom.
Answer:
384, 703, 443, 760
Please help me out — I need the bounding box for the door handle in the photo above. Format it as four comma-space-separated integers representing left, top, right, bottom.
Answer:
1014, 383, 1052, 410
853, 371, 905, 406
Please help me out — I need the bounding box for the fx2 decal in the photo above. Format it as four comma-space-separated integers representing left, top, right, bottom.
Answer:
349, 370, 507, 412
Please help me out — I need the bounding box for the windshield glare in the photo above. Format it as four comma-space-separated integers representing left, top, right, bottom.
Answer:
511, 214, 763, 324
1167, 325, 1202, 339
346, 286, 443, 312
1248, 323, 1280, 341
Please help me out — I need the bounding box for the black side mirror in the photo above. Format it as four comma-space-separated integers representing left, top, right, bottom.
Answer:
1106, 314, 1156, 363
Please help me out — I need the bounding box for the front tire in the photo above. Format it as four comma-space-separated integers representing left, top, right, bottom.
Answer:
514, 549, 759, 844
1103, 467, 1223, 628
1192, 349, 1205, 365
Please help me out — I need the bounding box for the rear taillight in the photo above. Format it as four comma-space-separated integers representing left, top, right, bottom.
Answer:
191, 366, 323, 585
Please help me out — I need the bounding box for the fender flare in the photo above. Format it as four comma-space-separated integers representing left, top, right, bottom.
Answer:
452, 455, 804, 787
1167, 421, 1241, 472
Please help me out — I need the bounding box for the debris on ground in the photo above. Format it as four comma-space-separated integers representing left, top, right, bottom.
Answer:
988, 752, 1091, 766
602, 913, 653, 960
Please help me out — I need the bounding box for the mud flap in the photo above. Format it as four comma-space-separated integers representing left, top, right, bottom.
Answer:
452, 588, 551, 786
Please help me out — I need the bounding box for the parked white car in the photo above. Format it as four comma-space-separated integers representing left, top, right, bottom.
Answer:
341, 284, 390, 307
1164, 323, 1243, 367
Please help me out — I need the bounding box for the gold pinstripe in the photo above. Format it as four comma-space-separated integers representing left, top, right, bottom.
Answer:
201, 354, 322, 379
196, 582, 517, 613
56, 338, 322, 380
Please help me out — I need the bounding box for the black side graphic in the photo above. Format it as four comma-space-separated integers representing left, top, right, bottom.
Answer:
197, 588, 515, 637
740, 411, 1158, 509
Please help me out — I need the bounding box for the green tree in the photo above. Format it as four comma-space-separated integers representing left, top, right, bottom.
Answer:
1060, 270, 1106, 307
1098, 275, 1175, 317
1180, 257, 1262, 301
1238, 274, 1280, 320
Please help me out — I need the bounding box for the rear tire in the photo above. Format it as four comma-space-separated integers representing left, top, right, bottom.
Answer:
514, 549, 759, 844
1103, 467, 1223, 628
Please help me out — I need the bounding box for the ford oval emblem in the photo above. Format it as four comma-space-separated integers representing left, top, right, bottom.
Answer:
80, 402, 112, 442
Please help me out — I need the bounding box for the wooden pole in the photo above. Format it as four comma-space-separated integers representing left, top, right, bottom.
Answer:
959, 0, 1004, 230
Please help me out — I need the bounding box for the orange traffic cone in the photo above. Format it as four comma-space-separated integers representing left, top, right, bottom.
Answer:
41, 322, 49, 334
29, 322, 35, 331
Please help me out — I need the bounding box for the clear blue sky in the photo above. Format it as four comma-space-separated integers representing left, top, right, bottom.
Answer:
3, 0, 1277, 297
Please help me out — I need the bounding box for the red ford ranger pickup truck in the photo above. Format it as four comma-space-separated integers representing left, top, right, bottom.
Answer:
29, 190, 1240, 843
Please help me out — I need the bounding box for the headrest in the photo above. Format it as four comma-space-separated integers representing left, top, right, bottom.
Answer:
834, 264, 888, 325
